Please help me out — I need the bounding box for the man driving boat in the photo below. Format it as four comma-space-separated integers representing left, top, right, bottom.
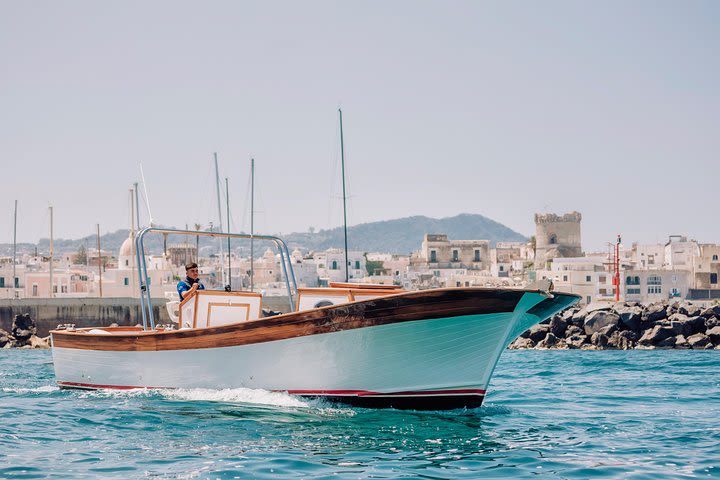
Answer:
177, 262, 205, 301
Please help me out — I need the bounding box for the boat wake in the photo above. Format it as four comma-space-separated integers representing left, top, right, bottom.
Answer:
160, 387, 311, 408
1, 385, 60, 394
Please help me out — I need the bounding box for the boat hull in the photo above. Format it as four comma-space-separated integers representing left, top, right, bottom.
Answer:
51, 288, 579, 409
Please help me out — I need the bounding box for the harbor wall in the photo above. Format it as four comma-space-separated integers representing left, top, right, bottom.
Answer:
0, 296, 291, 336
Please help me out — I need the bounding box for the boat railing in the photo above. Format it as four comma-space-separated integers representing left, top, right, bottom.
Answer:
134, 227, 298, 331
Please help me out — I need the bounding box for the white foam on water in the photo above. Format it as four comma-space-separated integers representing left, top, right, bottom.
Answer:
160, 387, 311, 408
2, 385, 59, 394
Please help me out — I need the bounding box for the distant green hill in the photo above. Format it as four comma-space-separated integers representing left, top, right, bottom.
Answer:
0, 214, 527, 257
283, 214, 528, 254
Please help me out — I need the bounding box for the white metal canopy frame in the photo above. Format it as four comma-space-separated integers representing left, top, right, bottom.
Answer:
134, 227, 299, 330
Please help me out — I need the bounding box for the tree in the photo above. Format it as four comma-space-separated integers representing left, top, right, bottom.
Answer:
74, 244, 87, 265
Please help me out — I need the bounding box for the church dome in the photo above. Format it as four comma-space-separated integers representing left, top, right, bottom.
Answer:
119, 234, 134, 258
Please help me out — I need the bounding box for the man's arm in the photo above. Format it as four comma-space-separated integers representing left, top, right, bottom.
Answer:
181, 283, 200, 299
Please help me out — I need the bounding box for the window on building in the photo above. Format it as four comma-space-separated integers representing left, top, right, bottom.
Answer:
452, 250, 459, 262
626, 288, 640, 295
395, 270, 399, 276
586, 296, 591, 304
647, 275, 662, 294
61, 285, 67, 293
32, 284, 38, 296
563, 275, 568, 282
332, 260, 338, 270
713, 255, 719, 261
671, 275, 677, 283
14, 277, 19, 288
355, 261, 360, 270
549, 234, 557, 245
599, 288, 607, 295
626, 276, 640, 285
53, 286, 57, 293
456, 281, 461, 287
125, 260, 129, 266
711, 273, 718, 285
500, 266, 504, 271
474, 250, 480, 262
465, 282, 470, 287
586, 275, 591, 282
599, 276, 606, 283
430, 251, 437, 262
648, 255, 655, 265
124, 277, 129, 286
0, 277, 4, 288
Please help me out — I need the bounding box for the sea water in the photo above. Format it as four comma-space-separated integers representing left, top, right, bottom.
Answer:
0, 350, 718, 479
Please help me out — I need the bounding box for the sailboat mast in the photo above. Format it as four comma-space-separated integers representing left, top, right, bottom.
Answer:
49, 206, 54, 298
214, 153, 225, 285
250, 158, 255, 292
226, 177, 231, 290
12, 200, 17, 296
96, 223, 103, 298
339, 108, 349, 282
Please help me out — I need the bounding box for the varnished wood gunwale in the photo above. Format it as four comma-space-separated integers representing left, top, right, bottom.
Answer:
50, 288, 572, 352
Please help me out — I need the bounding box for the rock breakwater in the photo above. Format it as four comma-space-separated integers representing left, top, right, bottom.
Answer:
511, 301, 720, 350
0, 314, 50, 349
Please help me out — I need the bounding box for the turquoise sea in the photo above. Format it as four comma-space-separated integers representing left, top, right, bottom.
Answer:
1, 350, 718, 479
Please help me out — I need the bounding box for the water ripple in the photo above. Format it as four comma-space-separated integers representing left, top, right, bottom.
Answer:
0, 349, 718, 478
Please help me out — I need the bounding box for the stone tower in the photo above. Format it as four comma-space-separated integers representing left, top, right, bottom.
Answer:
534, 211, 582, 269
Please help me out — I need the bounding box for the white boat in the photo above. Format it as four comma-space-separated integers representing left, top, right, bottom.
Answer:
51, 228, 579, 410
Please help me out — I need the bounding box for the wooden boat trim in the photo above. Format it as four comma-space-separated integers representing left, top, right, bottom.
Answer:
51, 288, 577, 352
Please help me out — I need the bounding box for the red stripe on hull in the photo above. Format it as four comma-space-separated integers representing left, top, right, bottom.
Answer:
58, 382, 484, 398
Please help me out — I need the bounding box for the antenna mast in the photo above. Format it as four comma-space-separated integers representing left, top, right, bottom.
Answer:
250, 158, 255, 292
214, 153, 225, 286
12, 200, 17, 297
226, 177, 231, 291
339, 108, 349, 282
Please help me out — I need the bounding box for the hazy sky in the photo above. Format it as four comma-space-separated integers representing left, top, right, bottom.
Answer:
1, 1, 718, 251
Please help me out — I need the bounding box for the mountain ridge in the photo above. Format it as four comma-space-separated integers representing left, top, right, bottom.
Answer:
1, 213, 528, 256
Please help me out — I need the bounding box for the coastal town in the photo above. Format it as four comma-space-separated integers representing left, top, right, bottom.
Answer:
1, 211, 718, 307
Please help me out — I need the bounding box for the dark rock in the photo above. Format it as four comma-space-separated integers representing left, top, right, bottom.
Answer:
700, 306, 720, 318
706, 316, 720, 330
571, 310, 587, 328
11, 314, 37, 347
586, 302, 612, 313
549, 315, 569, 338
526, 324, 551, 343
591, 332, 609, 348
678, 303, 701, 317
674, 334, 690, 349
685, 316, 707, 336
537, 333, 560, 349
565, 334, 588, 349
615, 306, 642, 331
687, 333, 712, 349
642, 303, 668, 323
706, 326, 720, 344
509, 337, 535, 349
608, 330, 636, 350
584, 311, 620, 336
0, 329, 15, 348
561, 307, 579, 322
565, 325, 582, 337
638, 325, 675, 346
657, 336, 678, 348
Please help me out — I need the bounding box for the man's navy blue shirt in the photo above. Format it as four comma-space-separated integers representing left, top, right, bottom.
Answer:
177, 277, 205, 301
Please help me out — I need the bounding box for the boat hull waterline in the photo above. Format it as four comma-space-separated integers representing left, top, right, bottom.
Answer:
51, 288, 579, 409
